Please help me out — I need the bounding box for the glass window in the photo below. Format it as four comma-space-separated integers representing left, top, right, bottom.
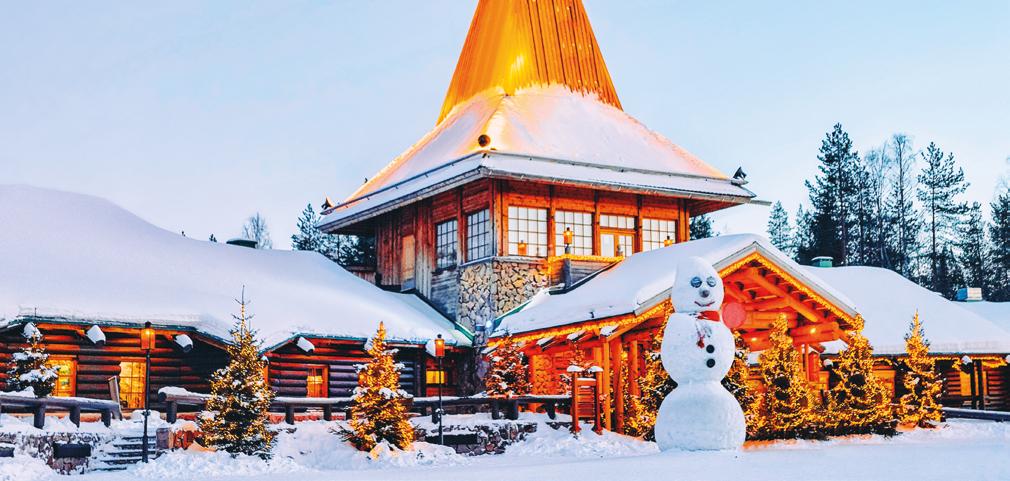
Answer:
554, 211, 593, 255
599, 214, 635, 257
507, 206, 548, 257
466, 209, 491, 261
435, 219, 458, 269
600, 214, 635, 230
50, 358, 76, 397
307, 365, 328, 398
426, 369, 447, 385
642, 218, 677, 251
118, 360, 146, 409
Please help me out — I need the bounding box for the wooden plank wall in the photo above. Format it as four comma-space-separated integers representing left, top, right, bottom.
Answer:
0, 324, 225, 410
267, 338, 423, 397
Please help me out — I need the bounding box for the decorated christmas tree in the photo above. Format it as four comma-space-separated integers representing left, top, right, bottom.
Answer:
898, 312, 943, 428
5, 323, 57, 397
624, 332, 675, 440
344, 322, 414, 451
199, 293, 275, 458
485, 336, 531, 397
722, 331, 756, 425
826, 316, 896, 435
752, 314, 822, 440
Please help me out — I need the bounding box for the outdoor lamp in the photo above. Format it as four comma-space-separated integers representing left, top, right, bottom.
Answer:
434, 334, 445, 446
141, 321, 156, 351
664, 236, 674, 247
434, 334, 445, 358
517, 240, 527, 256
140, 321, 154, 463
563, 227, 573, 254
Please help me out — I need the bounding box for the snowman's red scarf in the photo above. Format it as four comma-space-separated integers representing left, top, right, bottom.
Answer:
693, 311, 721, 348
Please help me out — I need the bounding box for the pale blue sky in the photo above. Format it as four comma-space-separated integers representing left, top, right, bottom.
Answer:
3, 1, 1008, 244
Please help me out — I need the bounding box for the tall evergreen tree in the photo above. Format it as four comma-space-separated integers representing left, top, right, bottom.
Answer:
825, 317, 895, 435
850, 161, 878, 265
766, 201, 793, 255
200, 292, 276, 458
885, 134, 920, 277
291, 203, 329, 253
989, 190, 1010, 301
864, 145, 894, 268
804, 123, 861, 265
344, 323, 414, 451
917, 142, 968, 295
793, 205, 814, 264
690, 214, 716, 240
958, 202, 987, 290
898, 313, 942, 428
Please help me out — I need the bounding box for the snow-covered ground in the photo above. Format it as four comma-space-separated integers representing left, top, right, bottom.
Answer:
3, 418, 1008, 481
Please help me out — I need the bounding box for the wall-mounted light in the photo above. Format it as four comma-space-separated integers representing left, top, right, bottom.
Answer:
140, 322, 156, 351
517, 240, 527, 256
664, 236, 674, 247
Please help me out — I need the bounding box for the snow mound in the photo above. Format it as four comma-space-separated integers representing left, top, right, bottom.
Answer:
0, 455, 54, 481
503, 426, 658, 459
0, 185, 466, 349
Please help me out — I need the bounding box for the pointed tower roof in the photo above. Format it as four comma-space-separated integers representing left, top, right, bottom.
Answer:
437, 0, 621, 124
320, 1, 755, 231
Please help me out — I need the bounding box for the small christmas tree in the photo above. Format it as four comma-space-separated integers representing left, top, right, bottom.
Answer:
826, 316, 895, 435
624, 331, 675, 440
485, 336, 531, 397
753, 314, 822, 440
5, 324, 57, 397
558, 341, 593, 396
199, 292, 275, 458
344, 322, 414, 451
722, 331, 756, 426
898, 312, 943, 428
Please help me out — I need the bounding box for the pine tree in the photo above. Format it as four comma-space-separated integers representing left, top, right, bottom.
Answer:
5, 324, 57, 397
624, 331, 675, 440
825, 317, 895, 435
885, 134, 920, 278
344, 322, 414, 451
988, 190, 1010, 301
793, 205, 814, 264
690, 214, 716, 240
766, 201, 793, 256
291, 203, 328, 253
752, 315, 822, 439
917, 142, 969, 295
208, 234, 218, 243
805, 123, 861, 265
722, 331, 756, 428
958, 203, 987, 290
200, 292, 275, 458
897, 313, 943, 428
484, 336, 531, 397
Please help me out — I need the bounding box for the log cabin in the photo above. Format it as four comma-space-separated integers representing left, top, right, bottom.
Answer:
0, 185, 470, 411
317, 0, 757, 340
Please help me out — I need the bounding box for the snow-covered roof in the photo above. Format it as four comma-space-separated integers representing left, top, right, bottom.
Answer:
807, 267, 1010, 356
0, 185, 469, 350
948, 301, 1010, 336
493, 234, 855, 336
320, 87, 754, 230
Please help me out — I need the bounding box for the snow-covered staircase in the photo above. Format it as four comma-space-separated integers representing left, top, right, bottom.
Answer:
92, 432, 161, 471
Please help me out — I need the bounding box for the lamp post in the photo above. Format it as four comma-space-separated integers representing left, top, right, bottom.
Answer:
434, 334, 445, 445
140, 321, 155, 463
563, 227, 573, 254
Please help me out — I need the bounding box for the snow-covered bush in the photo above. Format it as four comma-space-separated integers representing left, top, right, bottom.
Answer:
5, 323, 57, 398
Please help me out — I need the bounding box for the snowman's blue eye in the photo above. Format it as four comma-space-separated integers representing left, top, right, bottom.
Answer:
690, 277, 702, 288
706, 276, 717, 287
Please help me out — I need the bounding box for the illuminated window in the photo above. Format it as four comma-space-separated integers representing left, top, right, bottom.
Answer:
435, 219, 458, 269
959, 370, 988, 397
554, 211, 593, 255
307, 366, 328, 398
642, 218, 677, 251
507, 206, 548, 257
466, 209, 491, 261
118, 360, 146, 409
426, 370, 447, 385
600, 214, 635, 257
50, 358, 76, 397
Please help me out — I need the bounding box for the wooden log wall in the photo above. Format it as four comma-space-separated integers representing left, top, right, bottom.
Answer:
266, 338, 424, 398
0, 323, 225, 410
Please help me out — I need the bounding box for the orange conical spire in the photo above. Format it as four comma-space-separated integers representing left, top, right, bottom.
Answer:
437, 0, 621, 124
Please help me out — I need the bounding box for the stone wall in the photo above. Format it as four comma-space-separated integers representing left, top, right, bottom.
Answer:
0, 430, 113, 474
416, 421, 546, 455
457, 258, 549, 334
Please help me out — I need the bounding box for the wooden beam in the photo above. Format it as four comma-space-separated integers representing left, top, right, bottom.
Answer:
743, 269, 825, 323
611, 338, 624, 433
601, 341, 611, 429
628, 340, 641, 398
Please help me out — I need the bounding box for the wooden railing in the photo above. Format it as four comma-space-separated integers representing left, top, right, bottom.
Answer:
943, 407, 1010, 422
0, 393, 121, 429
159, 388, 574, 425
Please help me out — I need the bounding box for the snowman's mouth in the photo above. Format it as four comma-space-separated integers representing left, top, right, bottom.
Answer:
695, 300, 715, 308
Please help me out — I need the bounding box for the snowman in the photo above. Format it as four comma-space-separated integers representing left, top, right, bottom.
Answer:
653, 256, 746, 451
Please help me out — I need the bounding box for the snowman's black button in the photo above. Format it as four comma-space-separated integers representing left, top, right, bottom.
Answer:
706, 359, 716, 368
705, 345, 715, 353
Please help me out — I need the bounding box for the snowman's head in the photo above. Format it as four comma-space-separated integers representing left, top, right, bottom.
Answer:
670, 257, 724, 314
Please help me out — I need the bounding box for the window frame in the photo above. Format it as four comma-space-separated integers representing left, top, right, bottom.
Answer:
435, 219, 459, 270
118, 359, 147, 409
50, 357, 77, 398
465, 209, 491, 262
599, 214, 636, 257
554, 210, 593, 256
641, 217, 677, 251
306, 365, 329, 398
507, 206, 548, 257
